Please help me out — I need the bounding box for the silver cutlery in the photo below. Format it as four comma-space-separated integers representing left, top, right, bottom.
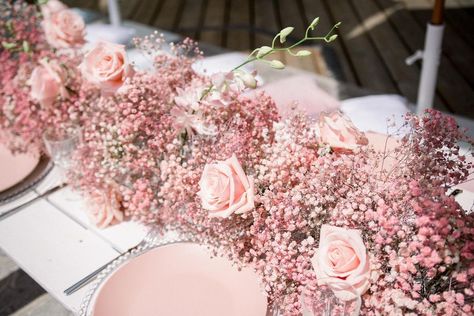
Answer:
64, 229, 159, 296
0, 183, 67, 221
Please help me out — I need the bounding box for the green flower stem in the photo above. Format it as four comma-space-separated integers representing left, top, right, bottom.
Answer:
199, 18, 340, 101
231, 21, 340, 72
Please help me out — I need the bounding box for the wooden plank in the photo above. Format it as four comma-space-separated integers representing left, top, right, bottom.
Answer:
125, 0, 162, 26
227, 0, 251, 50
0, 200, 120, 312
220, 0, 232, 47
249, 0, 256, 48
194, 0, 209, 40
64, 0, 97, 10
253, 0, 280, 48
301, 0, 358, 83
152, 0, 183, 30
199, 0, 226, 46
172, 0, 187, 32
322, 0, 398, 93
377, 0, 474, 116
350, 0, 421, 103
176, 0, 204, 40
147, 0, 166, 26
375, 0, 447, 111
276, 0, 306, 39
444, 8, 474, 50
411, 1, 474, 89
120, 0, 142, 19
48, 187, 147, 253
0, 191, 38, 217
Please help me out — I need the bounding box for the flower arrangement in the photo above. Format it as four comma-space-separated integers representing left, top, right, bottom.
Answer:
0, 0, 93, 152
156, 108, 472, 315
1, 2, 473, 315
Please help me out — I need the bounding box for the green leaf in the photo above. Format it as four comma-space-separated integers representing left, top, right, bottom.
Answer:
269, 60, 285, 69
256, 46, 272, 58
335, 22, 342, 28
296, 50, 311, 57
309, 17, 320, 30
37, 0, 49, 5
2, 41, 17, 50
279, 27, 294, 43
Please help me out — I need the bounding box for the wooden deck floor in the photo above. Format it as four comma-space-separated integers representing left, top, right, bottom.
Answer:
67, 0, 474, 118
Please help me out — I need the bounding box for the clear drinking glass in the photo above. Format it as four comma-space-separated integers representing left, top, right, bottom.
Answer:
42, 124, 82, 181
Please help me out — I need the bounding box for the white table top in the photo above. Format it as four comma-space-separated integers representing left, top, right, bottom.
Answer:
0, 168, 147, 313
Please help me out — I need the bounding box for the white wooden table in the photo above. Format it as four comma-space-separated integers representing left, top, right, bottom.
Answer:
0, 167, 147, 313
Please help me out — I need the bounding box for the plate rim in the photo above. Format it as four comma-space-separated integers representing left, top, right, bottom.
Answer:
79, 237, 184, 316
0, 154, 53, 204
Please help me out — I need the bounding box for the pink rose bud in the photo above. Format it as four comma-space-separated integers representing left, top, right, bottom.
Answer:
28, 59, 68, 108
311, 225, 371, 300
87, 188, 124, 228
318, 111, 368, 153
198, 154, 255, 218
80, 41, 134, 95
42, 8, 85, 49
40, 0, 68, 19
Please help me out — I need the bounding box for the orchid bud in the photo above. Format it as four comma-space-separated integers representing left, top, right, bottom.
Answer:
257, 46, 272, 58
327, 34, 338, 42
296, 50, 311, 57
279, 27, 294, 43
309, 17, 320, 30
270, 60, 285, 69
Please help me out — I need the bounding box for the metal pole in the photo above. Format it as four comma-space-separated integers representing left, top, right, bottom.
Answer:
108, 0, 122, 27
416, 0, 445, 115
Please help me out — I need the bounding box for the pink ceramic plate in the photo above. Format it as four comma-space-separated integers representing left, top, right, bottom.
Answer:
89, 242, 268, 316
0, 143, 39, 192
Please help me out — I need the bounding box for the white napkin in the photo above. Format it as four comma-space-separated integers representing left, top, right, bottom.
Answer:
192, 52, 263, 84
341, 94, 411, 135
193, 52, 250, 75
85, 23, 136, 46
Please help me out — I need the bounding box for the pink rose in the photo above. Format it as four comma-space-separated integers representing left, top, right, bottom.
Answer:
198, 154, 255, 218
40, 0, 67, 18
28, 59, 67, 107
43, 9, 85, 48
311, 225, 370, 300
80, 41, 133, 95
318, 111, 368, 153
88, 188, 124, 228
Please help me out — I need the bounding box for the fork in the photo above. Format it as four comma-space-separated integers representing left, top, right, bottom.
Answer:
63, 228, 160, 296
0, 183, 67, 221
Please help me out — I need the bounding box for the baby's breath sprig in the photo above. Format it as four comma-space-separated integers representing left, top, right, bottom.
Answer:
232, 18, 341, 71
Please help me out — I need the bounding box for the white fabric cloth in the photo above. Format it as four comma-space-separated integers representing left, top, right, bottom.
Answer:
192, 52, 250, 75
192, 52, 264, 84
341, 94, 411, 135
85, 23, 135, 46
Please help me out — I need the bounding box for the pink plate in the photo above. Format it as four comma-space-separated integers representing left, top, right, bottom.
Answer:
91, 242, 268, 316
0, 143, 39, 192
